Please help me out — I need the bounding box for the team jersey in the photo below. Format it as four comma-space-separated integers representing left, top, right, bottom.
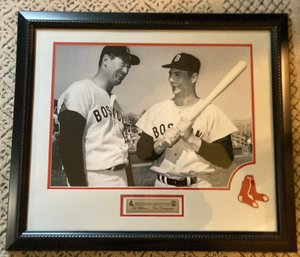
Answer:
57, 79, 128, 171
136, 99, 237, 177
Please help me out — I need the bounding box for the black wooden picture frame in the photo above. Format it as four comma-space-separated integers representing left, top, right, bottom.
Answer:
5, 11, 296, 251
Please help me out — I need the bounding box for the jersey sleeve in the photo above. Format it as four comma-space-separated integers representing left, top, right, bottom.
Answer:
58, 110, 87, 186
197, 104, 238, 143
58, 81, 90, 119
136, 107, 157, 138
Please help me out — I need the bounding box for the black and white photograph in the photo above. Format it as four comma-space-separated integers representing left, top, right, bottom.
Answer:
50, 43, 253, 188
26, 26, 279, 233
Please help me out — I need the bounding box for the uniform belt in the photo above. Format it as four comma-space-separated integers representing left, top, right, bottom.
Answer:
108, 164, 127, 171
157, 174, 198, 187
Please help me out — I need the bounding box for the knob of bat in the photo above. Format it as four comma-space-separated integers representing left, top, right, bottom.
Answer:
163, 138, 173, 147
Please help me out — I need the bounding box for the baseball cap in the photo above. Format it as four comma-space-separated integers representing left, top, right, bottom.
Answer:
162, 53, 200, 73
100, 46, 140, 65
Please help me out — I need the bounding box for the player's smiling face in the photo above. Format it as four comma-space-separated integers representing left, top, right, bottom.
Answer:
168, 68, 195, 96
107, 55, 131, 86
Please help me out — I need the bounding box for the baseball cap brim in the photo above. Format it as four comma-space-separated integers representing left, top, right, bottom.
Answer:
161, 63, 174, 68
116, 53, 140, 65
126, 54, 140, 65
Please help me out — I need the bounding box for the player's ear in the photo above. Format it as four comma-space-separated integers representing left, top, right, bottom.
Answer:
191, 72, 199, 84
101, 54, 111, 67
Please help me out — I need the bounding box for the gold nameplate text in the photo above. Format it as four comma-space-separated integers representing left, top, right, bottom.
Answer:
121, 195, 184, 217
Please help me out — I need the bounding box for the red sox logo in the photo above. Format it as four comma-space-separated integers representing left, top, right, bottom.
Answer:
174, 54, 181, 62
238, 175, 269, 208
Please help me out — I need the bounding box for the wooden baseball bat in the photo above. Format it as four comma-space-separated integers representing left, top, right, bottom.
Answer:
183, 60, 247, 122
163, 61, 247, 147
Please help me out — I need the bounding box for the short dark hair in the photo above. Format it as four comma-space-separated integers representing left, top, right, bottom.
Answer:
98, 52, 115, 67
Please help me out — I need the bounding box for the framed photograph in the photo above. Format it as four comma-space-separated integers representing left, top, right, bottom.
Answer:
6, 11, 296, 251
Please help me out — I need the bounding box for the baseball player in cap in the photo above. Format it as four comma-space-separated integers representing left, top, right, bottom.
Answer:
136, 52, 237, 187
57, 46, 140, 186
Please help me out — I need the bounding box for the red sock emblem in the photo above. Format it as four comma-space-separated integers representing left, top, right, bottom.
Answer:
249, 175, 269, 202
238, 175, 268, 208
238, 175, 258, 208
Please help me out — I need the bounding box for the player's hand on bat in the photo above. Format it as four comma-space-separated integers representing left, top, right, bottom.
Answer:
177, 117, 193, 140
177, 117, 202, 151
163, 127, 181, 146
154, 127, 181, 154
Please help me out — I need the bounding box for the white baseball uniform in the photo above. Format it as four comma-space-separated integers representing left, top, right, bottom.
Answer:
57, 79, 128, 186
136, 99, 237, 187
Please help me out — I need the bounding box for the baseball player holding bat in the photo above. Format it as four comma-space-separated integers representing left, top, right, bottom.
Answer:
57, 46, 140, 187
136, 53, 239, 187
